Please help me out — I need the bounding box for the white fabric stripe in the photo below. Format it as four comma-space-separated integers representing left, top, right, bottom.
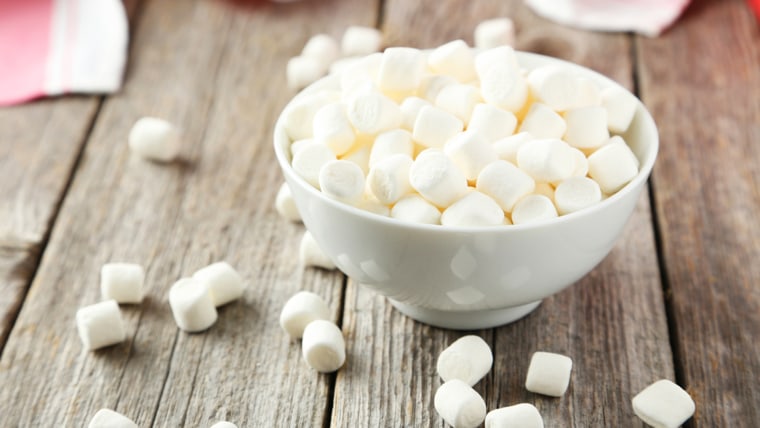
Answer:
44, 0, 68, 95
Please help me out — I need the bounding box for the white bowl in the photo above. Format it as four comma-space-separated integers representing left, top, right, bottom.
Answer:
274, 51, 658, 330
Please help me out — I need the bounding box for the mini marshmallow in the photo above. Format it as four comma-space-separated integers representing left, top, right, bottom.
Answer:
527, 66, 593, 112
301, 319, 346, 373
300, 231, 336, 270
511, 195, 558, 225
443, 131, 498, 181
474, 18, 516, 49
356, 194, 391, 217
301, 34, 340, 68
525, 351, 573, 397
467, 103, 517, 142
369, 129, 414, 167
313, 103, 356, 156
437, 335, 493, 386
602, 86, 638, 133
318, 159, 366, 204
575, 77, 602, 108
441, 191, 505, 227
418, 74, 458, 102
290, 138, 313, 157
485, 403, 543, 428
339, 53, 382, 95
347, 92, 402, 135
282, 92, 334, 141
563, 106, 610, 149
367, 154, 413, 204
329, 56, 362, 75
280, 291, 331, 339
76, 300, 126, 350
192, 261, 244, 307
391, 194, 441, 225
87, 409, 138, 428
100, 262, 145, 304
399, 97, 431, 131
340, 141, 371, 174
632, 379, 695, 428
291, 141, 336, 188
428, 39, 477, 83
210, 422, 238, 428
128, 117, 180, 162
434, 379, 487, 428
476, 160, 535, 212
409, 149, 469, 208
587, 136, 639, 193
570, 147, 589, 177
435, 84, 482, 124
276, 182, 302, 222
475, 47, 528, 112
554, 177, 602, 215
533, 182, 555, 200
341, 26, 382, 56
169, 278, 218, 333
377, 47, 426, 94
518, 103, 567, 139
493, 132, 535, 163
412, 105, 464, 148
517, 138, 577, 183
286, 55, 325, 90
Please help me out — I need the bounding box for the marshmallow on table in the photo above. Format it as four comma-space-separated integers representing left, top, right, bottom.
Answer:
76, 300, 126, 350
409, 149, 469, 208
128, 117, 180, 162
554, 177, 602, 215
341, 26, 382, 56
437, 335, 493, 386
301, 34, 340, 68
475, 46, 528, 112
434, 379, 487, 428
286, 55, 326, 91
443, 130, 498, 181
347, 92, 402, 135
87, 409, 138, 428
301, 319, 346, 373
280, 291, 331, 339
441, 191, 505, 227
474, 18, 516, 49
169, 278, 218, 333
192, 261, 244, 307
412, 105, 464, 148
418, 74, 458, 103
100, 262, 144, 304
485, 403, 543, 428
492, 132, 535, 163
210, 422, 238, 428
319, 159, 366, 205
300, 231, 336, 270
511, 195, 558, 225
292, 141, 336, 189
602, 86, 638, 133
377, 47, 426, 94
525, 351, 573, 397
275, 183, 302, 222
518, 103, 567, 139
391, 194, 441, 225
313, 102, 356, 156
369, 129, 414, 168
435, 84, 482, 124
467, 103, 518, 142
587, 136, 639, 194
399, 97, 431, 131
632, 379, 695, 428
476, 160, 535, 212
563, 105, 610, 149
516, 138, 577, 183
367, 154, 413, 205
428, 39, 477, 83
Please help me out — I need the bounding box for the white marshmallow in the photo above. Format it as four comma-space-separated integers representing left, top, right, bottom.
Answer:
275, 182, 302, 222
516, 139, 577, 183
76, 300, 126, 351
340, 141, 371, 175
428, 39, 477, 83
527, 65, 595, 112
367, 154, 413, 204
554, 177, 602, 215
329, 56, 362, 75
291, 141, 336, 189
525, 351, 573, 397
467, 103, 517, 142
318, 159, 366, 204
575, 77, 602, 108
279, 291, 331, 339
474, 18, 516, 49
192, 261, 244, 307
300, 231, 336, 270
437, 335, 493, 386
210, 422, 238, 428
301, 34, 340, 68
169, 278, 218, 333
587, 136, 639, 193
290, 138, 313, 157
391, 194, 441, 225
341, 26, 382, 56
441, 191, 505, 227
493, 132, 535, 163
511, 195, 558, 225
88, 409, 138, 428
378, 47, 426, 94
313, 102, 356, 156
444, 131, 498, 181
518, 103, 567, 139
356, 194, 391, 217
418, 74, 458, 102
100, 262, 145, 304
434, 379, 487, 428
563, 106, 610, 149
485, 403, 543, 428
369, 129, 414, 167
435, 84, 482, 124
282, 92, 334, 141
570, 147, 589, 178
601, 86, 638, 133
632, 379, 696, 428
476, 160, 535, 212
475, 47, 528, 112
409, 149, 469, 208
301, 320, 346, 373
339, 53, 382, 95
128, 117, 180, 162
286, 55, 326, 91
347, 92, 402, 135
532, 182, 555, 200
399, 97, 431, 131
412, 105, 464, 148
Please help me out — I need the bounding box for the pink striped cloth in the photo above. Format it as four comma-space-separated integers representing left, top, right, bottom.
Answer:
0, 0, 128, 106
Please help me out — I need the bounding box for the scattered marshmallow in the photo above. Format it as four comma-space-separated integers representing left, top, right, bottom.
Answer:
563, 106, 610, 149
441, 191, 505, 227
100, 262, 145, 304
467, 103, 518, 142
280, 291, 331, 339
210, 422, 238, 428
367, 154, 414, 204
301, 319, 346, 373
517, 139, 576, 183
399, 97, 431, 131
511, 195, 558, 225
87, 409, 138, 428
435, 84, 482, 124
476, 160, 535, 212
444, 131, 498, 181
475, 47, 528, 112
525, 351, 573, 397
369, 129, 414, 167
428, 39, 477, 83
313, 103, 356, 156
286, 55, 325, 90
587, 136, 639, 193
437, 335, 493, 386
168, 278, 218, 333
518, 103, 567, 139
412, 105, 464, 148
485, 403, 543, 428
275, 183, 302, 222
493, 132, 535, 163
300, 231, 336, 270
378, 47, 426, 94
341, 26, 382, 57
192, 262, 244, 307
602, 86, 638, 133
301, 34, 340, 69
292, 141, 336, 188
409, 149, 468, 208
632, 379, 695, 428
347, 92, 402, 135
318, 160, 366, 205
434, 379, 487, 428
128, 117, 180, 162
474, 18, 516, 49
391, 194, 442, 225
554, 177, 602, 215
76, 300, 127, 350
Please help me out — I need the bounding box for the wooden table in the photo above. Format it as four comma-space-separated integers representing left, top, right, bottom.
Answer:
1, 0, 758, 426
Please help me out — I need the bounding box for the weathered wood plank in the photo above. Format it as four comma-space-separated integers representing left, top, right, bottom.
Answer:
638, 0, 760, 425
332, 1, 674, 426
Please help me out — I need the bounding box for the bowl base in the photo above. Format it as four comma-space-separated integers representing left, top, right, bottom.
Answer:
388, 299, 542, 330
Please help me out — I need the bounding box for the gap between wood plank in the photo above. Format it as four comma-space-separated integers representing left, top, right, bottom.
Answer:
321, 275, 348, 428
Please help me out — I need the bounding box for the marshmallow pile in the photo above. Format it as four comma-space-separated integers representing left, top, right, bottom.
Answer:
282, 41, 641, 227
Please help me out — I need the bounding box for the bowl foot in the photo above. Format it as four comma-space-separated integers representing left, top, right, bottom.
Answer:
388, 299, 542, 330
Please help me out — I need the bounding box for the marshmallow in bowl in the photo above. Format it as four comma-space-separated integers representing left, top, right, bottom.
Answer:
318, 160, 366, 205
428, 39, 477, 83
367, 154, 414, 205
443, 130, 498, 181
441, 191, 505, 227
409, 149, 468, 208
341, 26, 382, 57
391, 194, 442, 225
474, 18, 516, 49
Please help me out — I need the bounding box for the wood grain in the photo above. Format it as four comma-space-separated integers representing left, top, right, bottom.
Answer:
638, 0, 760, 425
